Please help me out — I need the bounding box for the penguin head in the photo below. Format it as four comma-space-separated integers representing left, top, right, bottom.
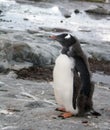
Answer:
50, 33, 76, 47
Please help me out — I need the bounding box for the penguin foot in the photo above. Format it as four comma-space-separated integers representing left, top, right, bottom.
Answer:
58, 112, 73, 119
55, 107, 66, 112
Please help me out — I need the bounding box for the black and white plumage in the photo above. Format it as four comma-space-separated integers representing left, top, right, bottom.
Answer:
50, 33, 100, 118
53, 53, 78, 114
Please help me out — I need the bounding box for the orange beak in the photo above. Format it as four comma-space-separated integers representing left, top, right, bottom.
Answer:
49, 35, 57, 40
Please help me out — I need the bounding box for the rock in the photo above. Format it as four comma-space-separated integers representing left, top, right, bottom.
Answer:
0, 0, 110, 71
6, 71, 18, 79
23, 18, 29, 21
0, 81, 5, 87
39, 27, 70, 33
0, 65, 5, 73
74, 9, 80, 14
85, 5, 110, 15
4, 43, 32, 62
27, 29, 39, 34
89, 50, 110, 61
59, 7, 72, 18
0, 10, 2, 14
0, 33, 60, 70
82, 120, 88, 124
60, 20, 63, 23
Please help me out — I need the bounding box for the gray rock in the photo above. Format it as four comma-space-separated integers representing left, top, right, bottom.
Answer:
0, 81, 5, 87
0, 0, 110, 71
0, 65, 5, 73
85, 5, 110, 15
6, 71, 18, 79
0, 10, 2, 14
74, 9, 80, 14
58, 6, 72, 18
5, 43, 32, 63
0, 32, 60, 70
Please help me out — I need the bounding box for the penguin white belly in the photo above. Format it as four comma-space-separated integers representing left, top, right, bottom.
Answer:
53, 54, 78, 114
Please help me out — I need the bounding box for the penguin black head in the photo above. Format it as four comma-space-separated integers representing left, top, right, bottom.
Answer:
50, 33, 76, 47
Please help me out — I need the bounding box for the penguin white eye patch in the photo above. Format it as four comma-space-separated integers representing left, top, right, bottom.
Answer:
65, 34, 71, 39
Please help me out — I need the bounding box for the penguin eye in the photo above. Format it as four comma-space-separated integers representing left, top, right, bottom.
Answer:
64, 34, 71, 39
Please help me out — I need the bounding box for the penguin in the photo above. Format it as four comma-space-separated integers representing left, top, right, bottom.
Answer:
50, 33, 101, 118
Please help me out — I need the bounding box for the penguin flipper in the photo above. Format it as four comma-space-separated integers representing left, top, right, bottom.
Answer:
74, 56, 91, 97
72, 68, 81, 109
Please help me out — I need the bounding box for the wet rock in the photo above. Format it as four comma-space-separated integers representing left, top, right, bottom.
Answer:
85, 5, 110, 15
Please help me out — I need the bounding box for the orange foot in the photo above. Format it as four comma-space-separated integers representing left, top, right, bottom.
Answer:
55, 107, 66, 112
58, 112, 73, 119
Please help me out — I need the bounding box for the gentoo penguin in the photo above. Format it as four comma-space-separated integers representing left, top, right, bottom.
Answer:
50, 33, 100, 118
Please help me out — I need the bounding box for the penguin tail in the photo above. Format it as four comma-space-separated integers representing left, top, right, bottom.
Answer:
86, 109, 101, 116
90, 109, 101, 116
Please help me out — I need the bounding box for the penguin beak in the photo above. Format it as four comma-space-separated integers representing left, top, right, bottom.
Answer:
49, 35, 57, 40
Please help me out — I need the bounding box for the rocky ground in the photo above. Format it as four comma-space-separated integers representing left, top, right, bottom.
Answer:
0, 56, 110, 130
0, 69, 110, 130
